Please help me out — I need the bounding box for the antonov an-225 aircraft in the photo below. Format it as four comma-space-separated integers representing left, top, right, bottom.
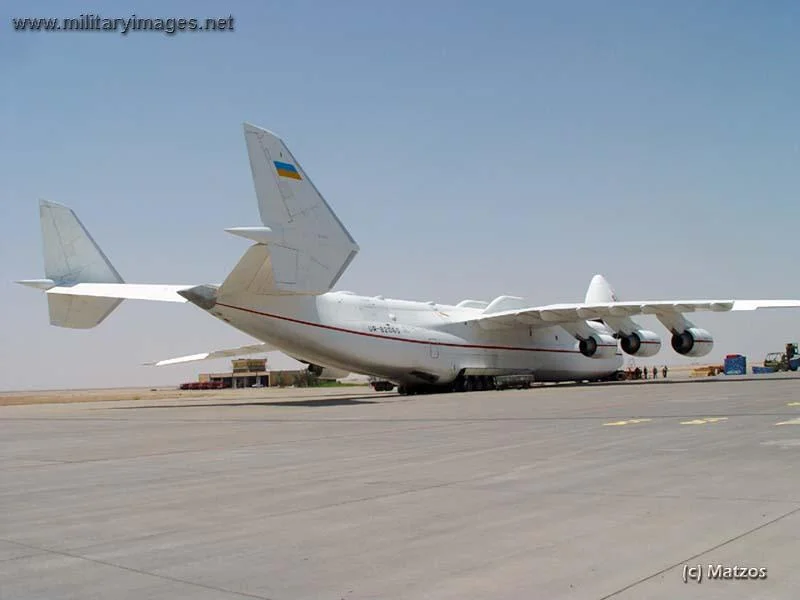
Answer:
17, 124, 800, 394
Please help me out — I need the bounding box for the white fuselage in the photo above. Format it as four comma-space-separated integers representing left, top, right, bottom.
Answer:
204, 290, 623, 386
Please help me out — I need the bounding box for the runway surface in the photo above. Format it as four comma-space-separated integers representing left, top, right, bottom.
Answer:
2, 378, 800, 599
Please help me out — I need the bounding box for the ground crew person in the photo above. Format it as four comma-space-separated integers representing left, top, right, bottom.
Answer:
662, 365, 668, 378
652, 366, 657, 379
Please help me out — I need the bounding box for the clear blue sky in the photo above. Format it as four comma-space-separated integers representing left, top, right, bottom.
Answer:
2, 1, 800, 390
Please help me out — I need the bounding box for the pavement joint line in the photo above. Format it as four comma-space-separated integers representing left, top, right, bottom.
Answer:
597, 504, 800, 599
1, 472, 522, 559
3, 433, 628, 508
541, 489, 800, 504
0, 421, 475, 470
4, 439, 597, 523
33, 459, 744, 562
40, 427, 775, 527
0, 551, 51, 563
0, 538, 275, 600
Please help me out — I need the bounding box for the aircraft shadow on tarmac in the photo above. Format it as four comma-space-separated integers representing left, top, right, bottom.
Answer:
110, 396, 382, 410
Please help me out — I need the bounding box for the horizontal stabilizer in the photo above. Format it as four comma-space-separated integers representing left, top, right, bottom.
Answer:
145, 343, 275, 366
46, 283, 192, 303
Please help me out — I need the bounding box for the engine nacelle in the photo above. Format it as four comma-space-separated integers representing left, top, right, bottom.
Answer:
578, 333, 618, 359
619, 329, 662, 358
670, 328, 714, 358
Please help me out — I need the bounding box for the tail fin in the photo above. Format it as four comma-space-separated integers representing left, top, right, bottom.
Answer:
585, 274, 618, 304
224, 124, 359, 295
18, 200, 125, 328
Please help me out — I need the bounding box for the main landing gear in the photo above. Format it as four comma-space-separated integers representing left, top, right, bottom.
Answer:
458, 375, 496, 392
397, 375, 497, 396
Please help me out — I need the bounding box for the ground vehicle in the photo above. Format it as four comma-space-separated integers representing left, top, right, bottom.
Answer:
691, 365, 724, 377
764, 343, 799, 372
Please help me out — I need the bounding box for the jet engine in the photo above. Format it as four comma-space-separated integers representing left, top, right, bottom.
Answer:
578, 333, 618, 359
670, 328, 713, 358
619, 329, 662, 358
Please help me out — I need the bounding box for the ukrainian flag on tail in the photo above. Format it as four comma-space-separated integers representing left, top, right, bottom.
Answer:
274, 160, 302, 180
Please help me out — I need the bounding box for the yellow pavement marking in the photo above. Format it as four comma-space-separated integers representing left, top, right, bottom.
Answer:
775, 418, 800, 426
603, 418, 652, 426
787, 402, 800, 407
680, 417, 728, 425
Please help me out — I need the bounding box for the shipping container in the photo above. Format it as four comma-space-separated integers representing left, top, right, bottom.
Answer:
724, 355, 747, 375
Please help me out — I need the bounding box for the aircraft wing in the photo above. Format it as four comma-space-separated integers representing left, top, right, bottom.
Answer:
145, 343, 276, 366
466, 299, 800, 330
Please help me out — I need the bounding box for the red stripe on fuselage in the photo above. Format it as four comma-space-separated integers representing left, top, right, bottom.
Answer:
216, 302, 622, 356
